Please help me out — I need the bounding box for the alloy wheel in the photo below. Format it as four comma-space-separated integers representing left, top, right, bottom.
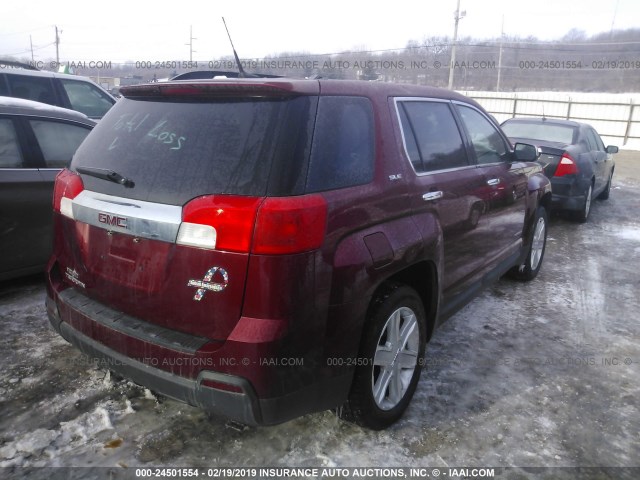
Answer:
372, 307, 420, 411
530, 216, 546, 271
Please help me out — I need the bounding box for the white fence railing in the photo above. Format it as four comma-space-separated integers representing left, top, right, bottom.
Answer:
457, 91, 640, 150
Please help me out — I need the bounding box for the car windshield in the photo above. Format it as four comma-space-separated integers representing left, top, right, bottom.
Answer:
502, 121, 576, 144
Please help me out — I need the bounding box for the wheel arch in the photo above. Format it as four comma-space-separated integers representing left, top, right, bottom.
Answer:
367, 261, 439, 341
539, 191, 552, 213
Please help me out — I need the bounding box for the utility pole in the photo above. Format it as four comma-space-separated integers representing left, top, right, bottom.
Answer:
30, 35, 34, 63
497, 15, 504, 92
447, 0, 465, 90
54, 26, 60, 69
186, 25, 197, 62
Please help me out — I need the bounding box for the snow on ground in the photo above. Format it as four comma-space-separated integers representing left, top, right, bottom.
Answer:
1, 153, 639, 478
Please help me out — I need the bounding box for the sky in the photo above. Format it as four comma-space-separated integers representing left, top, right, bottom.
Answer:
1, 0, 639, 64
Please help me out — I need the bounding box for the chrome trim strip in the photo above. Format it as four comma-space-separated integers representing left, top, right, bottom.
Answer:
394, 96, 451, 103
72, 190, 182, 243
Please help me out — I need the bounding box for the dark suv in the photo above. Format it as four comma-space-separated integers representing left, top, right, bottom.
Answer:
46, 79, 551, 429
0, 96, 95, 281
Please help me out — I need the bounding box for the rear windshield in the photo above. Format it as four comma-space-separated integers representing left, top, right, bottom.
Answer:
72, 96, 316, 205
502, 121, 576, 145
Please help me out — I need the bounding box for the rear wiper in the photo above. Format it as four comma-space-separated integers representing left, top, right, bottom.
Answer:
76, 166, 135, 188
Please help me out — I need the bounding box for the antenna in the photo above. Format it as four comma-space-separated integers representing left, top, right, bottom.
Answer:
222, 17, 248, 78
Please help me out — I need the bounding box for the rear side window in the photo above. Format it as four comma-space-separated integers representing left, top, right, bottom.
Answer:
593, 130, 606, 151
586, 128, 605, 152
7, 75, 57, 105
60, 79, 114, 118
398, 101, 468, 173
0, 118, 23, 168
30, 120, 91, 168
306, 96, 374, 192
0, 75, 9, 96
72, 96, 315, 205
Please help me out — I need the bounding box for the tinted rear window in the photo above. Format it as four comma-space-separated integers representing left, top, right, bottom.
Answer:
31, 120, 92, 168
0, 118, 23, 168
72, 96, 316, 205
306, 96, 374, 192
7, 74, 57, 105
502, 121, 576, 144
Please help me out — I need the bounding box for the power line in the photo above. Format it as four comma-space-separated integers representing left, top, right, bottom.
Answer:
250, 40, 640, 61
0, 25, 53, 37
2, 33, 638, 63
1, 41, 55, 57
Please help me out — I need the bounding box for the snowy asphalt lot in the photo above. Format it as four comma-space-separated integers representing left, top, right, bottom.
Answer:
1, 152, 639, 479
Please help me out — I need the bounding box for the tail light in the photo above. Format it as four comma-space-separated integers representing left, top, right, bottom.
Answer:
53, 169, 84, 219
177, 194, 327, 255
178, 196, 263, 252
554, 153, 578, 177
253, 195, 327, 255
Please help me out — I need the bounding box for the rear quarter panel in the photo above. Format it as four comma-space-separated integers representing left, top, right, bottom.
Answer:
312, 91, 439, 379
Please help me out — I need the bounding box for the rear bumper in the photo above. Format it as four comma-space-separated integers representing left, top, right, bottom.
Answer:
46, 288, 352, 426
46, 293, 262, 424
551, 193, 586, 211
550, 176, 590, 212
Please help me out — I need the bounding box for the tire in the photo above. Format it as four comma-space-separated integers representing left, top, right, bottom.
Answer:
466, 203, 482, 229
508, 206, 547, 282
597, 172, 613, 200
574, 183, 592, 223
338, 285, 426, 430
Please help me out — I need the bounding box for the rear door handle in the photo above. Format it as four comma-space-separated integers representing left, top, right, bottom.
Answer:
422, 191, 443, 201
486, 178, 501, 186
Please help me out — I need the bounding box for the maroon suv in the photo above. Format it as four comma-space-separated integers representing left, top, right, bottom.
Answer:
46, 79, 551, 429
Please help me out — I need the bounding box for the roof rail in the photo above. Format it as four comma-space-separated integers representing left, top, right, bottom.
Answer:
0, 59, 40, 71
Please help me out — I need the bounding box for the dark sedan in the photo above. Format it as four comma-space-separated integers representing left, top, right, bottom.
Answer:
0, 97, 95, 281
502, 118, 617, 222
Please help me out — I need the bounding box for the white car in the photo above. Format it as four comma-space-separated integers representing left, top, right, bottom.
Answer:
0, 61, 116, 119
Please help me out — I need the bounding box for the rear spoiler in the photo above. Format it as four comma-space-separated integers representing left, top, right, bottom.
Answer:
120, 80, 319, 99
171, 70, 283, 81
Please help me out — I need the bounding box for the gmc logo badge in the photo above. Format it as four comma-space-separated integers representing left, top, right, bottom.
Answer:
98, 212, 128, 229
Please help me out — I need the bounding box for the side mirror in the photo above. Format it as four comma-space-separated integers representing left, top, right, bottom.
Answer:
513, 143, 538, 162
606, 145, 619, 154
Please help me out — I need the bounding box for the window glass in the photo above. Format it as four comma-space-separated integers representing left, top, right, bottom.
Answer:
60, 79, 114, 118
0, 75, 9, 96
501, 121, 576, 145
587, 129, 605, 152
306, 96, 375, 192
0, 118, 23, 168
30, 120, 91, 168
399, 101, 468, 173
7, 75, 56, 105
397, 105, 420, 170
584, 129, 596, 151
72, 96, 314, 205
457, 105, 509, 164
594, 131, 606, 151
